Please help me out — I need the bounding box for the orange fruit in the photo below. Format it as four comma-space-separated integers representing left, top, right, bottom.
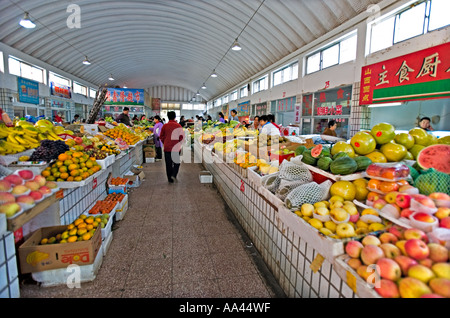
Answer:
60, 172, 69, 180
82, 233, 92, 241
70, 170, 79, 177
74, 176, 83, 182
368, 179, 381, 191
64, 159, 73, 166
42, 170, 50, 177
77, 222, 87, 229
58, 153, 69, 161
68, 163, 78, 171
74, 218, 83, 226
59, 166, 68, 173
67, 176, 74, 181
67, 236, 77, 243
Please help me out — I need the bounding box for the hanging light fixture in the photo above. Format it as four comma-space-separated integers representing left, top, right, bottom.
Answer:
231, 38, 241, 51
82, 56, 91, 65
211, 70, 217, 78
19, 12, 36, 29
108, 74, 114, 81
201, 83, 207, 89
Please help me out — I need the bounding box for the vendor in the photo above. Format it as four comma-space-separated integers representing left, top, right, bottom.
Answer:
218, 112, 226, 123
322, 120, 337, 137
72, 114, 80, 124
418, 117, 434, 131
116, 107, 133, 127
259, 115, 280, 136
253, 116, 260, 131
268, 114, 281, 131
230, 109, 239, 122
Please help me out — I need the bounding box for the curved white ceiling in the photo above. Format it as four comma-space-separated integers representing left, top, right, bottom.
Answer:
0, 0, 385, 102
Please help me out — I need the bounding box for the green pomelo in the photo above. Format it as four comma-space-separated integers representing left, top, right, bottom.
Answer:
394, 133, 415, 150
371, 122, 396, 145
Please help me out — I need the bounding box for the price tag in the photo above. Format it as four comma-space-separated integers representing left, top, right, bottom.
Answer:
14, 228, 23, 244
240, 180, 245, 193
346, 270, 357, 294
92, 177, 98, 189
310, 253, 325, 273
55, 189, 64, 199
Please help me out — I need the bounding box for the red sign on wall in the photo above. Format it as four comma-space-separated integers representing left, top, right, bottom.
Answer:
360, 42, 450, 105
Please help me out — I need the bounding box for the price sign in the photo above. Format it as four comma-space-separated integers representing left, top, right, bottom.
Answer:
92, 177, 98, 189
56, 189, 64, 199
310, 253, 325, 273
14, 228, 23, 244
240, 180, 245, 193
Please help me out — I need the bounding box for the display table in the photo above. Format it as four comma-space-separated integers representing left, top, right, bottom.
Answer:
197, 141, 359, 298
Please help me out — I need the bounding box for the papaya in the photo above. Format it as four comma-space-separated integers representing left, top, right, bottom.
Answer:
332, 151, 349, 160
330, 156, 358, 175
317, 157, 333, 171
354, 156, 372, 172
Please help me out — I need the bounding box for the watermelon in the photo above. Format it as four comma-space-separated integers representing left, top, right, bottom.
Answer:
330, 156, 358, 175
317, 157, 333, 171
295, 145, 307, 156
333, 151, 349, 160
301, 150, 317, 165
311, 144, 323, 158
416, 144, 450, 174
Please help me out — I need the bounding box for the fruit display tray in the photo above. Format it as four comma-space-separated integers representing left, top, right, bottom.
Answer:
333, 254, 381, 298
96, 154, 116, 170
55, 168, 104, 189
353, 200, 412, 230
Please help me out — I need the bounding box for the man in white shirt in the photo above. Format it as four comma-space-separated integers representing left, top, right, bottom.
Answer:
259, 115, 280, 136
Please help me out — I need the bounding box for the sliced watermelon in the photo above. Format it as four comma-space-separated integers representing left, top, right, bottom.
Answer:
416, 144, 450, 174
311, 144, 323, 158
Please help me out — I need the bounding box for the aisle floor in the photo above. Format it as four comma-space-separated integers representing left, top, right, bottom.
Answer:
20, 158, 286, 298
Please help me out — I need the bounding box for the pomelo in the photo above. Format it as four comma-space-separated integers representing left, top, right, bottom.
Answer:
394, 133, 415, 150
351, 131, 377, 155
365, 151, 387, 163
371, 123, 396, 145
409, 144, 426, 160
380, 142, 407, 162
409, 128, 430, 146
331, 141, 355, 158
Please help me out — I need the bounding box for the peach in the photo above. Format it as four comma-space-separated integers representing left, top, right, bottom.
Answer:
379, 232, 399, 244
345, 240, 364, 258
3, 174, 23, 186
405, 239, 430, 261
0, 180, 12, 192
377, 258, 402, 281
428, 243, 449, 263
17, 169, 34, 180
394, 255, 418, 276
375, 279, 400, 298
0, 192, 16, 204
380, 243, 401, 259
361, 245, 384, 265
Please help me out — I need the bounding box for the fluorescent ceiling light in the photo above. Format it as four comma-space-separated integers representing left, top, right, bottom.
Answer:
201, 84, 207, 89
108, 74, 114, 81
368, 102, 403, 107
232, 39, 241, 51
82, 56, 91, 65
19, 12, 36, 29
211, 70, 217, 78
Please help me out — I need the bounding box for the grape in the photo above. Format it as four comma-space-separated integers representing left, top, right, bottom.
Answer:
29, 140, 69, 162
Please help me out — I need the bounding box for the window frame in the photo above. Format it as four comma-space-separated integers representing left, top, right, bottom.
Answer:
49, 71, 71, 87
252, 75, 268, 94
8, 55, 45, 84
239, 85, 248, 98
73, 81, 88, 96
272, 61, 299, 87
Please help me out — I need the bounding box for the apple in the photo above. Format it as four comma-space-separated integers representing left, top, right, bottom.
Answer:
17, 169, 34, 180
361, 235, 381, 247
440, 217, 450, 229
380, 243, 401, 259
428, 278, 450, 298
301, 203, 314, 217
356, 265, 376, 284
24, 180, 40, 191
39, 186, 52, 195
361, 245, 384, 265
330, 208, 349, 222
395, 240, 408, 256
395, 255, 418, 276
315, 206, 330, 216
3, 174, 23, 186
347, 258, 362, 270
384, 191, 399, 204
435, 207, 450, 220
429, 192, 450, 201
412, 212, 437, 224
29, 190, 44, 202
428, 243, 449, 263
33, 175, 47, 187
375, 279, 400, 298
395, 193, 411, 209
400, 208, 414, 218
377, 258, 402, 281
398, 185, 419, 195
431, 263, 450, 279
421, 293, 444, 298
336, 223, 356, 238
379, 232, 398, 244
0, 202, 21, 217
0, 192, 16, 204
74, 136, 83, 145
366, 164, 383, 177
11, 185, 29, 196
367, 192, 381, 202
373, 199, 387, 210
388, 225, 404, 240
405, 239, 430, 260
45, 181, 58, 189
418, 258, 433, 268
403, 228, 428, 242
16, 195, 35, 205
345, 240, 364, 258
0, 180, 12, 192
398, 277, 432, 298
408, 264, 436, 283
411, 194, 436, 209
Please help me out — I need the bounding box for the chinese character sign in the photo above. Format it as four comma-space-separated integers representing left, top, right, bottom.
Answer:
314, 86, 352, 116
17, 77, 39, 104
104, 88, 144, 105
50, 82, 71, 99
359, 42, 450, 105
277, 96, 295, 112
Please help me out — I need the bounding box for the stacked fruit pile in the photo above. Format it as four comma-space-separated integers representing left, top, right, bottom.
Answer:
343, 226, 449, 298
28, 139, 70, 162
103, 192, 126, 204
41, 151, 101, 182
39, 214, 109, 244
234, 152, 258, 169
103, 124, 141, 146
109, 177, 128, 186
0, 170, 58, 218
88, 200, 117, 215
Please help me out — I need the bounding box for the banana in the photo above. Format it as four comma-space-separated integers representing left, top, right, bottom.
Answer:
7, 133, 20, 144
38, 133, 48, 141
23, 134, 39, 144
48, 131, 62, 140
0, 130, 8, 138
23, 127, 39, 136
13, 135, 29, 146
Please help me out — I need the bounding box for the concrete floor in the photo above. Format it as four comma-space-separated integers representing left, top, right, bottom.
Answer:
19, 157, 286, 298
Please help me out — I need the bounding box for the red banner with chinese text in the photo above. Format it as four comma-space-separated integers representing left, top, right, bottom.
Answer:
360, 42, 450, 105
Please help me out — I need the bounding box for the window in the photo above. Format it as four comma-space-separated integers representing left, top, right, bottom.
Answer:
230, 91, 238, 101
216, 98, 222, 107
239, 85, 248, 98
8, 56, 45, 83
305, 31, 357, 74
252, 75, 268, 94
161, 103, 180, 110
89, 88, 97, 98
272, 61, 299, 87
368, 0, 450, 55
73, 82, 87, 96
49, 72, 71, 87
182, 103, 193, 110
0, 52, 3, 73
222, 95, 229, 104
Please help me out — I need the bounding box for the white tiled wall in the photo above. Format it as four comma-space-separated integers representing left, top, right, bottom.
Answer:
0, 232, 20, 298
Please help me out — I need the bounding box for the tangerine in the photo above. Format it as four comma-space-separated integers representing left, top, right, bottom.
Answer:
67, 236, 77, 243
42, 170, 51, 177
58, 153, 69, 161
368, 179, 381, 191
60, 172, 69, 180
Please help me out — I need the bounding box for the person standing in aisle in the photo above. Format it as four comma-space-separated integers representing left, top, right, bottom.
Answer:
230, 109, 239, 122
418, 117, 434, 131
322, 120, 338, 136
259, 115, 281, 136
152, 115, 163, 161
72, 114, 80, 123
179, 115, 187, 128
160, 111, 184, 183
116, 107, 133, 127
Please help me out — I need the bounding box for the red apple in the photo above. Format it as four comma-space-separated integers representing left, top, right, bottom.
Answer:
394, 255, 418, 276
379, 232, 398, 244
396, 193, 411, 209
29, 190, 44, 201
0, 180, 12, 192
439, 217, 450, 229
347, 258, 362, 270
388, 225, 404, 240
377, 258, 402, 281
412, 194, 436, 209
412, 212, 438, 224
405, 239, 430, 260
366, 164, 383, 177
428, 243, 449, 263
17, 169, 34, 180
373, 199, 387, 210
3, 174, 23, 186
345, 240, 364, 258
375, 279, 400, 298
380, 243, 401, 259
361, 245, 384, 265
361, 235, 381, 246
400, 208, 414, 218
74, 136, 83, 145
403, 228, 428, 242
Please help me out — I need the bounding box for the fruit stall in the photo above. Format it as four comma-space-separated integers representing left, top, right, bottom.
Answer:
0, 118, 152, 296
195, 120, 450, 298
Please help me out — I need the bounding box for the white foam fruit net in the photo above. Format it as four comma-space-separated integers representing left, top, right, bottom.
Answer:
278, 159, 312, 182
276, 178, 312, 201
261, 172, 281, 193
284, 180, 333, 209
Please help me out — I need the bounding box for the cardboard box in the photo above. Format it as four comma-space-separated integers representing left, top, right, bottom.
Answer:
145, 150, 156, 158
82, 124, 98, 135
18, 225, 102, 274
124, 171, 145, 187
